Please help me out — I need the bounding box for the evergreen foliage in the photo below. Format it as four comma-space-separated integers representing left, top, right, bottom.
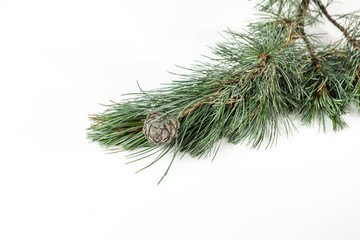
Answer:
87, 0, 360, 183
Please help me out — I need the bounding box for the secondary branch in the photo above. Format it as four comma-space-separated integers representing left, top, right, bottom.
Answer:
315, 0, 360, 50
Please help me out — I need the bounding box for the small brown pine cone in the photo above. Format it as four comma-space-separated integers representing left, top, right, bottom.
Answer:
143, 111, 180, 145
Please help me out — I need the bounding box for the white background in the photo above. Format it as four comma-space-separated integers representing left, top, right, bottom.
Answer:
0, 0, 360, 239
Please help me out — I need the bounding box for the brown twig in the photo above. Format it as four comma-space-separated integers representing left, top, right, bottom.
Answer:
315, 0, 360, 87
91, 120, 106, 129
298, 0, 326, 97
298, 0, 322, 73
112, 127, 142, 134
355, 67, 360, 86
315, 0, 360, 50
251, 106, 260, 117
180, 97, 244, 118
109, 99, 121, 105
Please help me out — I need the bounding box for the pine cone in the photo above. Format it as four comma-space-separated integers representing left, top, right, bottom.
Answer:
143, 111, 180, 145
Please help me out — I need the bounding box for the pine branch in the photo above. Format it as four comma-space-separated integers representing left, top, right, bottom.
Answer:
314, 0, 360, 88
315, 0, 360, 49
87, 0, 360, 183
298, 0, 321, 73
298, 0, 324, 98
